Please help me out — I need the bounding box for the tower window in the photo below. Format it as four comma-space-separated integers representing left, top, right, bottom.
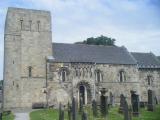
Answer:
28, 66, 32, 77
20, 19, 23, 30
29, 20, 32, 31
37, 21, 40, 32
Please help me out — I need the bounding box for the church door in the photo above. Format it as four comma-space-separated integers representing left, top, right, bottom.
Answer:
79, 85, 86, 105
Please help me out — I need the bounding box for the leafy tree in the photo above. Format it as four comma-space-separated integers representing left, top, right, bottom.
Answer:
75, 35, 116, 46
157, 56, 160, 61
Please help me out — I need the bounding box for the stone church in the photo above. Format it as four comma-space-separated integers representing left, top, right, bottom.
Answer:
3, 7, 160, 110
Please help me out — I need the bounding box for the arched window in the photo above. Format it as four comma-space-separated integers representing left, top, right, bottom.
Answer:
61, 69, 66, 82
60, 67, 68, 82
119, 70, 126, 82
95, 70, 102, 82
147, 75, 153, 86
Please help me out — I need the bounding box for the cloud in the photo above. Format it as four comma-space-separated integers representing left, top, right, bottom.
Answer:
0, 0, 160, 79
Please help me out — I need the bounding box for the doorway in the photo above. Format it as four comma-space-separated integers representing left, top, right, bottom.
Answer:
79, 85, 85, 104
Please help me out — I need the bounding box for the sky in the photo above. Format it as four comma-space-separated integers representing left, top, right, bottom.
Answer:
0, 0, 160, 80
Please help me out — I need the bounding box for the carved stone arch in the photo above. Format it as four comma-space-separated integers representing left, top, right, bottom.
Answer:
76, 81, 92, 104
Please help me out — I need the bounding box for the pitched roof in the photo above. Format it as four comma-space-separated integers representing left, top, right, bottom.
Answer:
131, 52, 160, 68
52, 43, 136, 65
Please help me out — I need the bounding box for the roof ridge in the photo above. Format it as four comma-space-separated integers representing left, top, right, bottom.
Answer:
52, 42, 120, 48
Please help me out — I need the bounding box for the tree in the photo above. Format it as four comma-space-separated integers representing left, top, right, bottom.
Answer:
157, 56, 160, 61
75, 35, 116, 46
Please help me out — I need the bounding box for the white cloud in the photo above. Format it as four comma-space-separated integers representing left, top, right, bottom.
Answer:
0, 0, 160, 80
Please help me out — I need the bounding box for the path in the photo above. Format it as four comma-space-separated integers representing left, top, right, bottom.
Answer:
13, 108, 32, 120
14, 112, 29, 120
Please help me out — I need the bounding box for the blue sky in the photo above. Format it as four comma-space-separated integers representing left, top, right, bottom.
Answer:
0, 0, 160, 80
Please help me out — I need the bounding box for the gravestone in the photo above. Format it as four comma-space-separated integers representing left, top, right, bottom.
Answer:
109, 92, 114, 107
68, 102, 71, 120
59, 103, 64, 120
147, 90, 155, 111
0, 112, 2, 120
131, 91, 139, 116
123, 99, 131, 120
139, 102, 145, 108
119, 94, 125, 113
79, 96, 83, 113
82, 111, 88, 120
72, 97, 77, 120
100, 88, 108, 117
92, 99, 97, 117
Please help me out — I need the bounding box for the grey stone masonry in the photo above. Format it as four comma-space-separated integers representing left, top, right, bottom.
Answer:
3, 7, 52, 110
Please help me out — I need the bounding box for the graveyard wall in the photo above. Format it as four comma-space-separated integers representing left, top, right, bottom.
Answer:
3, 7, 52, 109
48, 62, 139, 106
138, 69, 160, 103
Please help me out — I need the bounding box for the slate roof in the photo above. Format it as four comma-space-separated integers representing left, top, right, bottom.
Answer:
131, 52, 160, 68
52, 43, 137, 65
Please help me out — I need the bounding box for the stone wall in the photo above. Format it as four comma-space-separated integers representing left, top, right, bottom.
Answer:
47, 62, 139, 106
3, 7, 52, 110
139, 69, 160, 102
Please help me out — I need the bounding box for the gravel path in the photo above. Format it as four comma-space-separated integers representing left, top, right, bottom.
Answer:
14, 112, 30, 120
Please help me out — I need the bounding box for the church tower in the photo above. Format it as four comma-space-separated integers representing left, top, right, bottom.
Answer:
3, 7, 52, 109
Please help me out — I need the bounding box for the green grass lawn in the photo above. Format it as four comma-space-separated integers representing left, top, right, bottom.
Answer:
30, 105, 160, 120
2, 111, 14, 120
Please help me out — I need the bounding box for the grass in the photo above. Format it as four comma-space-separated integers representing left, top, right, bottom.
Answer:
2, 111, 14, 120
30, 105, 160, 120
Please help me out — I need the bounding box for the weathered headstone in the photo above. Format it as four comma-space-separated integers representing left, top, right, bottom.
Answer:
147, 90, 155, 111
0, 112, 2, 120
59, 103, 64, 120
68, 102, 71, 120
129, 106, 132, 120
82, 111, 88, 120
139, 102, 145, 108
109, 92, 114, 107
119, 94, 125, 113
79, 96, 83, 113
92, 99, 97, 117
131, 91, 139, 116
100, 88, 108, 117
155, 96, 158, 105
123, 99, 131, 120
72, 97, 77, 120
